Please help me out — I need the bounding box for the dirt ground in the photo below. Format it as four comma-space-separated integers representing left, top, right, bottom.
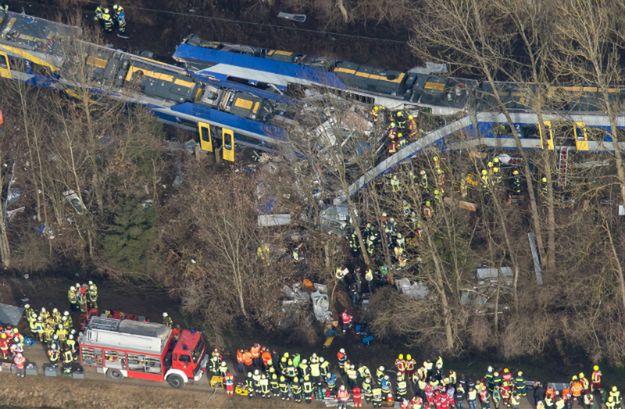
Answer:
0, 371, 303, 409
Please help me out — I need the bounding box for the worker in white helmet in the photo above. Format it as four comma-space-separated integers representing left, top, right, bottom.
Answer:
162, 312, 173, 327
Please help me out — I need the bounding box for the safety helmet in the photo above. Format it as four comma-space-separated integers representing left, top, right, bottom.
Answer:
284, 352, 290, 358
379, 366, 385, 371
88, 280, 93, 285
613, 386, 618, 392
104, 8, 109, 13
75, 283, 80, 289
24, 304, 30, 309
69, 335, 74, 340
311, 353, 317, 358
41, 307, 46, 312
247, 372, 252, 378
280, 376, 285, 381
220, 361, 226, 367
287, 359, 293, 365
420, 170, 426, 175
494, 372, 499, 376
512, 170, 519, 175
541, 176, 547, 182
319, 357, 325, 363
0, 334, 5, 339
433, 156, 439, 162
593, 365, 599, 371
408, 115, 414, 120
339, 348, 345, 353
481, 170, 488, 175
579, 372, 584, 378
425, 200, 431, 206
518, 371, 523, 376
397, 233, 403, 238
397, 111, 404, 117
304, 375, 310, 381
162, 312, 168, 317
113, 4, 120, 11
572, 375, 578, 380
434, 189, 440, 195
493, 157, 500, 163
407, 354, 412, 360
389, 217, 395, 223
389, 122, 397, 127
373, 106, 379, 112
53, 334, 58, 340
302, 359, 307, 364
254, 369, 259, 375
493, 167, 500, 173
293, 376, 299, 382
52, 308, 58, 314
63, 310, 69, 317
37, 316, 42, 322
384, 375, 389, 380
271, 374, 277, 380
488, 161, 493, 168
488, 366, 493, 372
504, 368, 509, 373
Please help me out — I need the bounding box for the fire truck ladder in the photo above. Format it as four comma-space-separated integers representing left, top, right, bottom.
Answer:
558, 146, 572, 187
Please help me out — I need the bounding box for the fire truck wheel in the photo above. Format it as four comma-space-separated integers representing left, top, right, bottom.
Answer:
108, 369, 123, 380
167, 374, 184, 388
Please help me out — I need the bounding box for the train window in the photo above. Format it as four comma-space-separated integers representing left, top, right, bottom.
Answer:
0, 53, 7, 69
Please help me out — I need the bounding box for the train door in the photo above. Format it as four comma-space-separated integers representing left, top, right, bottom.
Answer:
539, 120, 555, 150
222, 128, 235, 162
197, 122, 213, 152
574, 122, 589, 151
0, 51, 11, 79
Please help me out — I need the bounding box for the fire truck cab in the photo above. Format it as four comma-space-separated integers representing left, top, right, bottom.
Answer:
78, 316, 208, 388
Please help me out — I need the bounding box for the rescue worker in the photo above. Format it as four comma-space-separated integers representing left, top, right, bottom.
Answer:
357, 364, 371, 382
162, 312, 173, 327
66, 334, 77, 353
372, 385, 384, 408
395, 354, 406, 379
578, 373, 589, 392
515, 371, 526, 396
13, 352, 26, 377
0, 333, 8, 360
405, 354, 416, 380
259, 374, 270, 398
407, 114, 418, 140
420, 170, 429, 190
353, 385, 363, 408
310, 356, 321, 384
396, 111, 407, 130
319, 356, 330, 378
583, 392, 594, 409
397, 372, 408, 401
252, 369, 262, 396
112, 4, 126, 33
48, 345, 60, 365
376, 365, 386, 380
541, 176, 549, 194
225, 373, 234, 397
571, 376, 583, 405
610, 386, 621, 409
62, 348, 74, 373
607, 397, 616, 409
299, 358, 310, 379
245, 372, 255, 399
326, 372, 337, 396
591, 365, 602, 392
291, 376, 302, 403
242, 349, 253, 372
101, 8, 114, 32
391, 174, 400, 192
279, 375, 289, 400
56, 324, 68, 343
67, 286, 78, 311
286, 358, 296, 380
219, 361, 228, 378
303, 375, 313, 403
371, 105, 382, 123
362, 376, 373, 402
337, 348, 348, 371
511, 169, 522, 194
346, 364, 358, 388
337, 385, 350, 409
481, 169, 490, 187
88, 282, 98, 308
270, 373, 280, 397
94, 5, 104, 21
42, 323, 54, 344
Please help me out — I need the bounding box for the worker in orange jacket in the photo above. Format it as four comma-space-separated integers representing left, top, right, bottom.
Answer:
236, 348, 244, 373
571, 375, 583, 405
250, 343, 261, 368
261, 348, 273, 370
242, 349, 253, 372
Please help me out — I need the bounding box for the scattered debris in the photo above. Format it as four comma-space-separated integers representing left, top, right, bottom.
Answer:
62, 190, 86, 214
395, 278, 429, 299
277, 12, 307, 23
258, 214, 291, 227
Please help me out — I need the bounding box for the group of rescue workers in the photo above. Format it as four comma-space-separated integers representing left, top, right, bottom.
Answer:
94, 3, 126, 34
213, 345, 617, 409
0, 319, 27, 376
372, 105, 421, 155
24, 303, 77, 374
67, 281, 98, 313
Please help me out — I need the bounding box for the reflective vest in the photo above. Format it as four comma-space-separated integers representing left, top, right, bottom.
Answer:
397, 380, 408, 394
571, 381, 583, 397
68, 290, 77, 304
299, 363, 309, 377
310, 362, 320, 377
250, 346, 260, 359
291, 383, 301, 394
592, 371, 602, 384
48, 349, 59, 362
260, 378, 269, 393
242, 351, 253, 366
611, 391, 621, 405
468, 389, 477, 400
236, 350, 243, 363
279, 380, 288, 393
261, 351, 272, 365
63, 350, 73, 363
13, 354, 25, 368
405, 359, 415, 371
373, 387, 383, 401
270, 378, 279, 390
337, 389, 350, 402
353, 387, 362, 399
395, 359, 406, 371
303, 380, 313, 393
320, 360, 329, 376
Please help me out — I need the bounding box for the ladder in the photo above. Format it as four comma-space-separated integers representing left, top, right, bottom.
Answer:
558, 146, 572, 187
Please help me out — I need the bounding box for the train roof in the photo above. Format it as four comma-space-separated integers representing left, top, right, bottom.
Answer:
0, 11, 80, 57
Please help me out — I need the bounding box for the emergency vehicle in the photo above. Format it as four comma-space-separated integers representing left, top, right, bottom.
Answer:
78, 316, 208, 388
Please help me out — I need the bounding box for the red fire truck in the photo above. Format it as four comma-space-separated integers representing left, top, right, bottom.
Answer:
78, 316, 208, 388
